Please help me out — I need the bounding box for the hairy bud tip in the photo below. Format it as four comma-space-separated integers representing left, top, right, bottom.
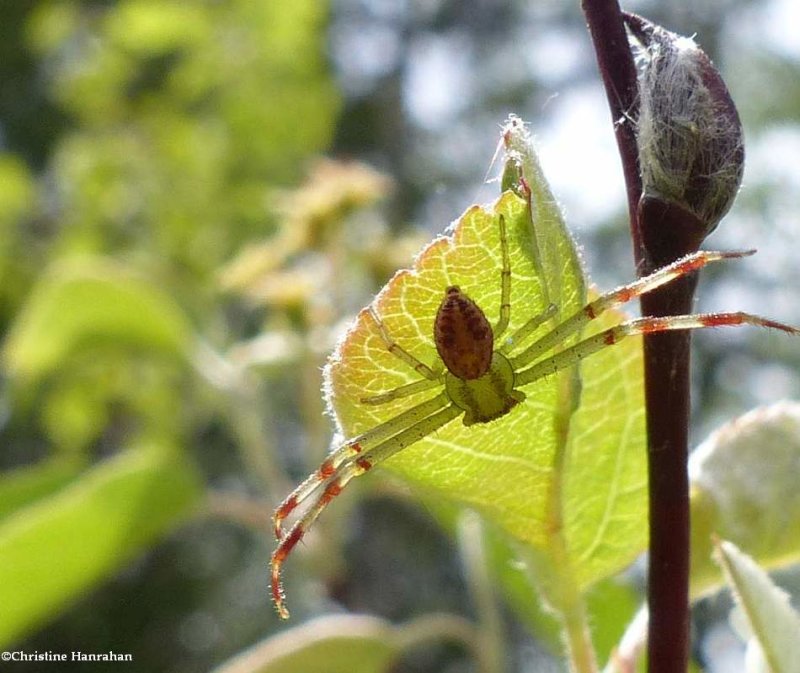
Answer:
624, 13, 744, 236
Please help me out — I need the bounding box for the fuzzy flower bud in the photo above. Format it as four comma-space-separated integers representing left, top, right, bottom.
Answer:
624, 13, 744, 235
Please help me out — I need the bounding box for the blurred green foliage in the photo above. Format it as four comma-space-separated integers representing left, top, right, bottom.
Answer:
0, 0, 345, 664
27, 0, 339, 280
0, 443, 201, 646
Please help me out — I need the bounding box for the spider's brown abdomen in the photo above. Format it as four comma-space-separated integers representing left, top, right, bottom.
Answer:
434, 286, 493, 380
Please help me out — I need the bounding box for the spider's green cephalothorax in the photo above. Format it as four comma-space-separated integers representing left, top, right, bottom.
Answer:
444, 350, 524, 426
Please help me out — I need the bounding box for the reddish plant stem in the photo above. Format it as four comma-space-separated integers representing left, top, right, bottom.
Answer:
637, 199, 704, 673
580, 0, 642, 260
581, 3, 698, 673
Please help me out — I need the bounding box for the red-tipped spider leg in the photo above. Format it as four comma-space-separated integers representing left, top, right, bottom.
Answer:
270, 465, 370, 619
272, 442, 363, 539
270, 526, 302, 620
270, 403, 460, 619
613, 312, 800, 340
272, 392, 450, 539
516, 311, 800, 388
510, 250, 757, 369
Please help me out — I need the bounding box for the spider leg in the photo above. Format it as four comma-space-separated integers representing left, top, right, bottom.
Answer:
511, 249, 755, 370
361, 377, 443, 405
499, 303, 558, 355
515, 311, 799, 388
271, 402, 462, 619
273, 391, 449, 539
493, 214, 512, 339
368, 307, 438, 379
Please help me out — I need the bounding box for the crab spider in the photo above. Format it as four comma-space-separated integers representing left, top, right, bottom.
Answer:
270, 213, 798, 619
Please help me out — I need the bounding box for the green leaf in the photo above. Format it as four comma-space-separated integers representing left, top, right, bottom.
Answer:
584, 577, 641, 665
212, 615, 400, 673
0, 458, 84, 522
690, 401, 800, 597
4, 257, 192, 383
324, 119, 647, 618
0, 443, 203, 647
562, 300, 647, 589
327, 189, 580, 546
714, 539, 800, 673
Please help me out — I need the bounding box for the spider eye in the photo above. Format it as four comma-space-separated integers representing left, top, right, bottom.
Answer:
445, 285, 461, 295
